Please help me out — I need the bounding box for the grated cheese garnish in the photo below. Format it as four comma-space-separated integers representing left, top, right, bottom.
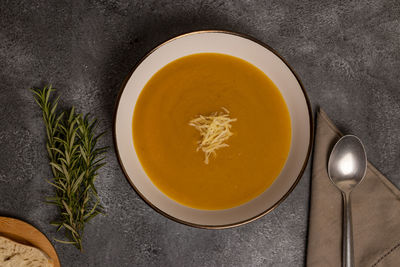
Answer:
189, 107, 237, 164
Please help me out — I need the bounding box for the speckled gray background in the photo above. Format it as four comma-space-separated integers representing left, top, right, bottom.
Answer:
1, 0, 399, 266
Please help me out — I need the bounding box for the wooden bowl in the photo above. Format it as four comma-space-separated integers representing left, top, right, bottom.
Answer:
0, 216, 60, 266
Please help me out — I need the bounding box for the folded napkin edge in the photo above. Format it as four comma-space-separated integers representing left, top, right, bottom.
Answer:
318, 108, 400, 198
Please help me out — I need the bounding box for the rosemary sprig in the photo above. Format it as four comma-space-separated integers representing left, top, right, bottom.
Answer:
32, 85, 107, 251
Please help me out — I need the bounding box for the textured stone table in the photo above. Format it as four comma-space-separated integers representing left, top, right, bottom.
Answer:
1, 1, 399, 266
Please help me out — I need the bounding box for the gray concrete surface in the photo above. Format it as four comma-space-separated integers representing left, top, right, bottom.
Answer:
1, 0, 399, 266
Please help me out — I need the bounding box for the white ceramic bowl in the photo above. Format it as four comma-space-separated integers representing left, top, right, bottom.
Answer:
114, 31, 313, 228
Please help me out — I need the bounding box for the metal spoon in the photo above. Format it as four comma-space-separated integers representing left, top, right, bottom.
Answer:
328, 135, 367, 267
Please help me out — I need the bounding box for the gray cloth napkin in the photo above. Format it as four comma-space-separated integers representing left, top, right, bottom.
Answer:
307, 109, 400, 267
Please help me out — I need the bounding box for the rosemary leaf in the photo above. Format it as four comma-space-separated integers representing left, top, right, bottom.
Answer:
32, 85, 106, 251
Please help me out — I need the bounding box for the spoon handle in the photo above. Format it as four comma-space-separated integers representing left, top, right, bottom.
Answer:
342, 192, 354, 267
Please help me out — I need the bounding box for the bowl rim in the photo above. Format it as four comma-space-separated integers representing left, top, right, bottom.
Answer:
112, 30, 314, 229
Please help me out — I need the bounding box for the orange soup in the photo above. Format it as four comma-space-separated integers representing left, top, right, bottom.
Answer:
133, 53, 291, 210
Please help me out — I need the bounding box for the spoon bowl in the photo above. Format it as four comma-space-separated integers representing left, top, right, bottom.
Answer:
328, 135, 367, 193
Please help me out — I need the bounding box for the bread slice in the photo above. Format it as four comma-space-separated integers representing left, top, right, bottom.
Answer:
0, 236, 54, 267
